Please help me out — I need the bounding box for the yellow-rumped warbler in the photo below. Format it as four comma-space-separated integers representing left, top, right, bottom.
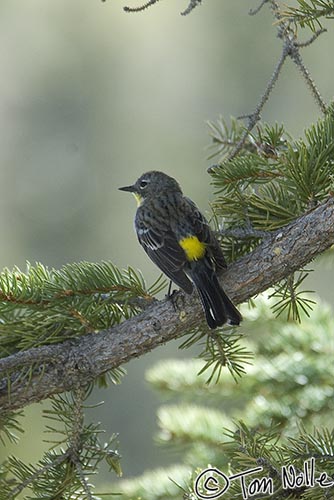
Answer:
119, 171, 242, 329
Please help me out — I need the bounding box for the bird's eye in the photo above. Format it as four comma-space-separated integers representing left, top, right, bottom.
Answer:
139, 179, 148, 189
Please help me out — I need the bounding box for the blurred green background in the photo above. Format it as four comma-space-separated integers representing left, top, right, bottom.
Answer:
1, 0, 333, 492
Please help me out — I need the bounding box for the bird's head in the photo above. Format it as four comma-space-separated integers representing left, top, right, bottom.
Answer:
119, 171, 182, 206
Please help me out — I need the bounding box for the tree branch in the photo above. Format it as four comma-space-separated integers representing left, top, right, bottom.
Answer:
1, 198, 334, 412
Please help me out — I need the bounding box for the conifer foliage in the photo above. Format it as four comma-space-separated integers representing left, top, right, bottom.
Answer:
116, 298, 334, 499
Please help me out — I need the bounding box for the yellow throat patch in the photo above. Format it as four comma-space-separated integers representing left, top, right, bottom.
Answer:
179, 235, 206, 261
132, 192, 144, 207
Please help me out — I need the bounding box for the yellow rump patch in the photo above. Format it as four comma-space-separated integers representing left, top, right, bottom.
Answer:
179, 235, 206, 261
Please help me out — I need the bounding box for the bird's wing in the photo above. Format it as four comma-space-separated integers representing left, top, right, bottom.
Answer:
137, 224, 193, 294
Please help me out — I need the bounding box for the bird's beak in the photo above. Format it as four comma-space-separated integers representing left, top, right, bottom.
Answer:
119, 184, 136, 193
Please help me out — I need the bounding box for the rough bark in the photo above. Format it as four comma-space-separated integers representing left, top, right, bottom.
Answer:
1, 198, 334, 412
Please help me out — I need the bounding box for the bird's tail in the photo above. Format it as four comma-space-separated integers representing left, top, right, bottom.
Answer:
190, 261, 242, 329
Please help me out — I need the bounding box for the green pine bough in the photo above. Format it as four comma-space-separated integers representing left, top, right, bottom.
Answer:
0, 260, 165, 355
115, 297, 334, 499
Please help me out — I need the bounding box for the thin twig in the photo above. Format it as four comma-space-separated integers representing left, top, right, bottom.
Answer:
124, 0, 203, 15
181, 0, 202, 16
75, 461, 94, 500
124, 0, 159, 13
226, 48, 288, 161
217, 227, 270, 240
289, 48, 327, 114
269, 0, 281, 21
249, 0, 269, 16
296, 28, 327, 48
69, 386, 85, 454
